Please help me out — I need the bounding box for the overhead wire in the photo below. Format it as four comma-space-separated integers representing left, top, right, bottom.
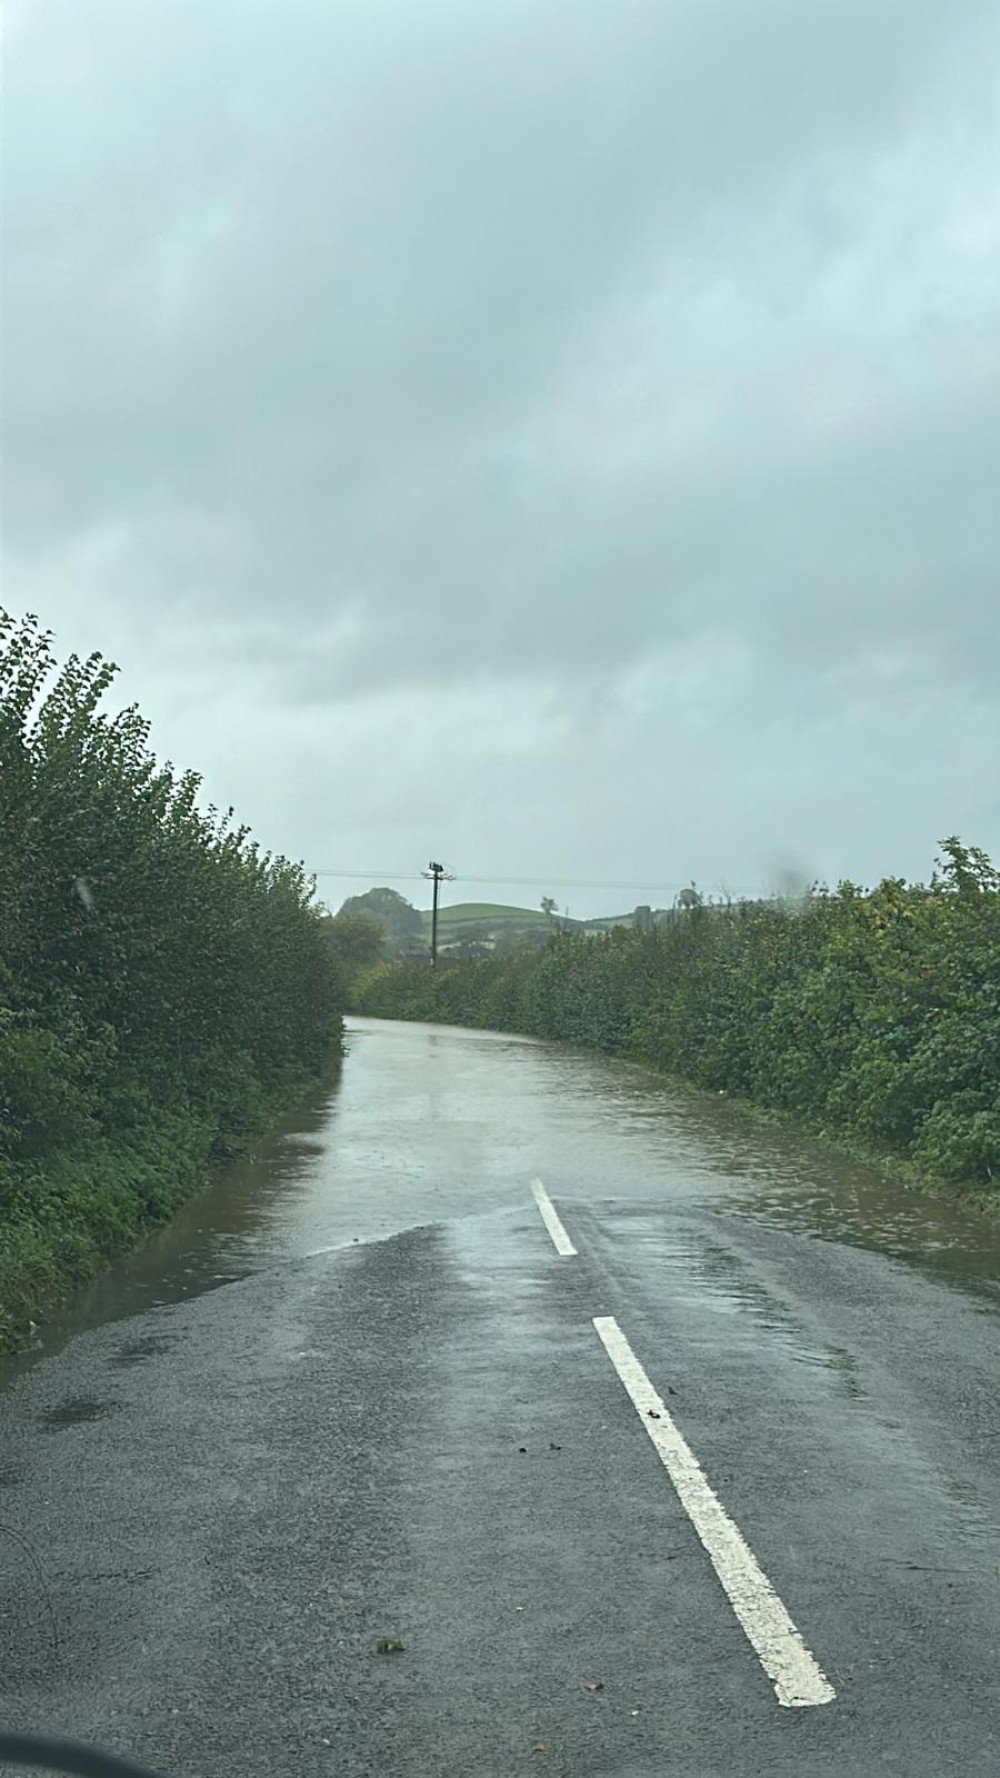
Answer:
311, 868, 767, 897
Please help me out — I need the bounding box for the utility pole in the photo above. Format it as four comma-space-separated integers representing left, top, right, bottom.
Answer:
422, 861, 453, 966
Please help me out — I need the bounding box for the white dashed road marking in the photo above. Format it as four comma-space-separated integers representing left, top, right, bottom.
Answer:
593, 1314, 836, 1709
530, 1179, 577, 1256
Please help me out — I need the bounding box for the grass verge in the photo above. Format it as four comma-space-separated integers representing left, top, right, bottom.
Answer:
0, 1070, 335, 1354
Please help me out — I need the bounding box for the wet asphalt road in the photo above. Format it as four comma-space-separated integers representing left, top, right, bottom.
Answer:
1, 1017, 998, 1777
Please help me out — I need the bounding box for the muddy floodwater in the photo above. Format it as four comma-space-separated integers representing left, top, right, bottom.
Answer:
4, 1016, 997, 1390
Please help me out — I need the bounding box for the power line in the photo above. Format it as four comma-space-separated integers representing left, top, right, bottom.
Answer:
453, 873, 737, 893
314, 868, 766, 896
315, 869, 427, 881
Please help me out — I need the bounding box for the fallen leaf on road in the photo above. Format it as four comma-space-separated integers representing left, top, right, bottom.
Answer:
646, 1410, 660, 1420
549, 1442, 562, 1451
375, 1638, 405, 1654
531, 1743, 547, 1755
584, 1681, 604, 1693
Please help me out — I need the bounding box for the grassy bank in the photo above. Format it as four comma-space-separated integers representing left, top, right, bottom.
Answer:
1, 614, 342, 1349
356, 840, 1000, 1199
0, 1111, 212, 1346
0, 1073, 336, 1351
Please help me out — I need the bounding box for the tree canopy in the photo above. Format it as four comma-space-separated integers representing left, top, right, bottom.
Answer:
339, 886, 423, 948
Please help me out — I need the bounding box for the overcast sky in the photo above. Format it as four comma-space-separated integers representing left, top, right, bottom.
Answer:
5, 0, 999, 915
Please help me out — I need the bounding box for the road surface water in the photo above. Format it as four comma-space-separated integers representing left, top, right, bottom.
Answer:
1, 1017, 998, 1775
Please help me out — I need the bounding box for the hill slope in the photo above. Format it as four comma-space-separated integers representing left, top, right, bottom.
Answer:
419, 901, 556, 936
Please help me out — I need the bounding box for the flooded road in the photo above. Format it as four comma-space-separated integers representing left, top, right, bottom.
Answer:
5, 1016, 997, 1389
1, 1017, 998, 1777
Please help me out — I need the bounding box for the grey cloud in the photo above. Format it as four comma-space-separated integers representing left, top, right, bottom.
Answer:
4, 0, 999, 896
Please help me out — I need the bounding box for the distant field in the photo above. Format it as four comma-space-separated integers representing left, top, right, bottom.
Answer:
416, 903, 646, 936
418, 901, 554, 934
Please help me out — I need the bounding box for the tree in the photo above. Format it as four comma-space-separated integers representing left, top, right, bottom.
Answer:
339, 886, 423, 950
540, 896, 557, 919
323, 911, 385, 968
321, 911, 385, 998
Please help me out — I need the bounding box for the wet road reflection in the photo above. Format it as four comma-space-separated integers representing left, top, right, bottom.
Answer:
3, 1016, 997, 1388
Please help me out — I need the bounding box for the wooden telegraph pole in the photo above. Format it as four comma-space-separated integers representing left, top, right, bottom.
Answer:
423, 861, 453, 966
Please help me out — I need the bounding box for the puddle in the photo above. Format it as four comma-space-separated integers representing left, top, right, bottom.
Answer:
606, 1214, 867, 1398
540, 1043, 1000, 1295
106, 1335, 177, 1370
39, 1398, 122, 1430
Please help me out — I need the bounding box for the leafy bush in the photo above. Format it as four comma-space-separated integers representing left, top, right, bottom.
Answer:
0, 613, 342, 1343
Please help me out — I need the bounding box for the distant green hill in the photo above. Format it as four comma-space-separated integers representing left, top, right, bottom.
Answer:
419, 901, 557, 936
417, 902, 649, 941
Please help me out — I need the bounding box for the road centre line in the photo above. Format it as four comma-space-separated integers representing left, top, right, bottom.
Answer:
530, 1179, 577, 1256
593, 1314, 836, 1709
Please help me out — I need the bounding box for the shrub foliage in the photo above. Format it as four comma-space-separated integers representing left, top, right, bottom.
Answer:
1, 613, 341, 1338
